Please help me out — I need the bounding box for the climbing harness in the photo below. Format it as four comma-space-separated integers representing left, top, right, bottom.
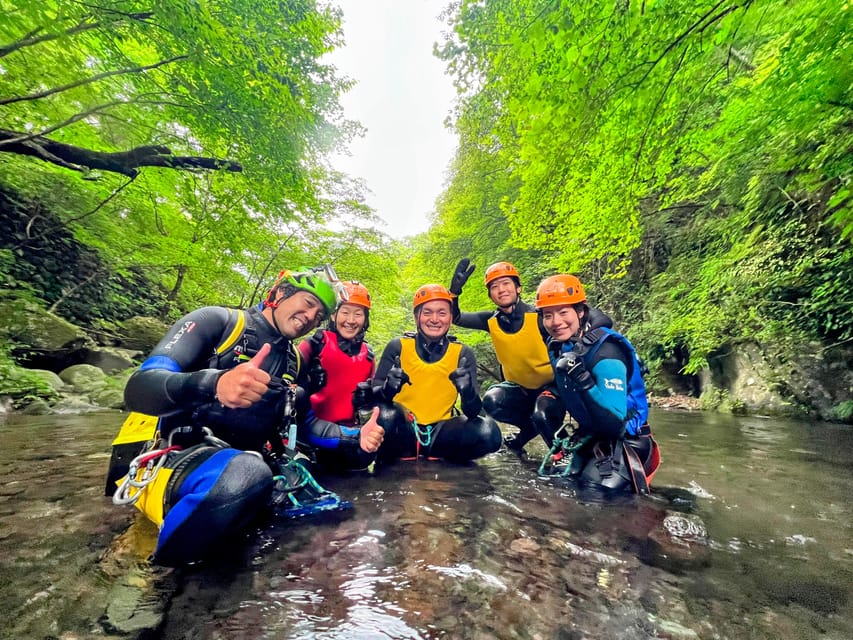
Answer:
265, 384, 352, 517
112, 426, 225, 506
112, 433, 179, 506
538, 425, 593, 477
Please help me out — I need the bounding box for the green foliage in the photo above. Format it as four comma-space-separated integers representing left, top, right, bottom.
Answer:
0, 0, 389, 328
421, 0, 853, 380
833, 400, 853, 423
0, 346, 56, 399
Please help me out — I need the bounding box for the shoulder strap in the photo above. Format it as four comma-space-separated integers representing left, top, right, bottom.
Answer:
214, 308, 246, 355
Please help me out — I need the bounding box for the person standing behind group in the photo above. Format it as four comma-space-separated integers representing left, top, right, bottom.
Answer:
535, 274, 661, 493
447, 258, 566, 453
297, 281, 385, 471
360, 284, 502, 463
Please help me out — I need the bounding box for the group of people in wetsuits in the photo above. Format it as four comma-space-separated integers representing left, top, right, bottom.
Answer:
106, 261, 660, 565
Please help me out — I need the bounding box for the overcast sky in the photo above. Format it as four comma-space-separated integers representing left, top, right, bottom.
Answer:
327, 0, 458, 239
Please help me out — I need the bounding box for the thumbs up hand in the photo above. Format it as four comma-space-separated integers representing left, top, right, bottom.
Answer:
449, 355, 475, 398
359, 407, 385, 453
380, 355, 411, 400
215, 343, 273, 408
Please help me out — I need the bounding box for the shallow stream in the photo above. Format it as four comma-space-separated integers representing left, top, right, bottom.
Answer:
0, 409, 850, 639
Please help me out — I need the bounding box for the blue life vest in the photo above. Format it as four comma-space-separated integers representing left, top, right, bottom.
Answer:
552, 327, 649, 436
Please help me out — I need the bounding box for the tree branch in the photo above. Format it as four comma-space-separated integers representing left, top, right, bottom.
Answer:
0, 55, 186, 106
633, 1, 742, 88
0, 128, 242, 177
0, 94, 196, 148
14, 176, 136, 250
0, 11, 153, 58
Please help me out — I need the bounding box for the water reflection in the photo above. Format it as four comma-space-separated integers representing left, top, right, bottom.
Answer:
0, 409, 851, 639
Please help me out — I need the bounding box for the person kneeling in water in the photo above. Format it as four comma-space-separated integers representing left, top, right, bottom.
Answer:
108, 266, 373, 565
297, 280, 384, 471
535, 274, 661, 493
359, 284, 502, 464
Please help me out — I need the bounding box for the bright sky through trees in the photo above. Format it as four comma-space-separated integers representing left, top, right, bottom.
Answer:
328, 0, 457, 239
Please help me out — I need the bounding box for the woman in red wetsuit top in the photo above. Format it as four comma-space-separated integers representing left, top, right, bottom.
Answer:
298, 281, 384, 470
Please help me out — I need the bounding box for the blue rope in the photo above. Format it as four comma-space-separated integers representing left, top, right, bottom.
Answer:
411, 415, 433, 447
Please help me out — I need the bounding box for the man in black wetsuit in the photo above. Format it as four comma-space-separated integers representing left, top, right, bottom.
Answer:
360, 284, 502, 463
447, 259, 566, 453
111, 266, 380, 565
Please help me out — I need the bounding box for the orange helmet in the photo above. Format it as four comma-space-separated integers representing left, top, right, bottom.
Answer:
484, 261, 521, 288
341, 280, 371, 309
412, 284, 454, 309
534, 274, 587, 309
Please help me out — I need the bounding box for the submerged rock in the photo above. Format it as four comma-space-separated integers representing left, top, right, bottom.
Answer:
639, 512, 711, 573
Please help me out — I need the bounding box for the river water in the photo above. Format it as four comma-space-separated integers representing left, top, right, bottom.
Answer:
0, 408, 850, 639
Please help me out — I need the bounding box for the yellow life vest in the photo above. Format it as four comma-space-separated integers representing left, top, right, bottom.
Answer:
394, 337, 463, 425
487, 312, 553, 389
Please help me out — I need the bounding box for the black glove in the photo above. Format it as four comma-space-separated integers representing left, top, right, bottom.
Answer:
555, 351, 594, 391
305, 358, 327, 394
449, 258, 475, 296
381, 356, 411, 400
305, 330, 326, 357
352, 380, 377, 410
448, 356, 475, 400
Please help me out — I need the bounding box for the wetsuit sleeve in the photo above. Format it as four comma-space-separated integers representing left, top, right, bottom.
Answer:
450, 299, 493, 331
124, 306, 231, 416
458, 344, 483, 418
578, 344, 629, 438
368, 346, 377, 378
374, 338, 403, 384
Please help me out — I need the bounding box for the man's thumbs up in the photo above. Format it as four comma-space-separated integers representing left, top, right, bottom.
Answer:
449, 355, 474, 398
215, 343, 273, 409
359, 406, 384, 453
247, 342, 271, 369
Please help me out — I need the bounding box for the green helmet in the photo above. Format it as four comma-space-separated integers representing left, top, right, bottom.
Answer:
265, 265, 342, 315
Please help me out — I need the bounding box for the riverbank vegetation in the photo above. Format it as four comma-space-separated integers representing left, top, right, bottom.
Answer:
0, 1, 850, 420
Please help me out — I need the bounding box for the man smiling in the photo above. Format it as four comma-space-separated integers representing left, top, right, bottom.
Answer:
367, 284, 502, 463
114, 266, 379, 564
447, 259, 566, 454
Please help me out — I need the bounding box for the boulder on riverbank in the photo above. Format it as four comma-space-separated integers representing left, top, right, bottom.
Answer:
700, 338, 853, 423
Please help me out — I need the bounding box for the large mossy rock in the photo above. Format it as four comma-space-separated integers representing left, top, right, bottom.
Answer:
701, 339, 853, 422
57, 363, 126, 410
81, 346, 140, 374
59, 363, 107, 393
26, 369, 66, 391
118, 316, 170, 353
0, 298, 89, 354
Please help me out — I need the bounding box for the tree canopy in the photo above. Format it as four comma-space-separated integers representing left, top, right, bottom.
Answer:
405, 0, 853, 375
0, 0, 410, 334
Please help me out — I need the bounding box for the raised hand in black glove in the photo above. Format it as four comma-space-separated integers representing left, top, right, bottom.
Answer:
305, 330, 326, 356
448, 356, 475, 400
449, 258, 476, 296
305, 358, 327, 394
381, 356, 411, 400
555, 351, 594, 391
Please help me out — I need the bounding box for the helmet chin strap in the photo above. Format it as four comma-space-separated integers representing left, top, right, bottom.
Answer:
268, 293, 287, 335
